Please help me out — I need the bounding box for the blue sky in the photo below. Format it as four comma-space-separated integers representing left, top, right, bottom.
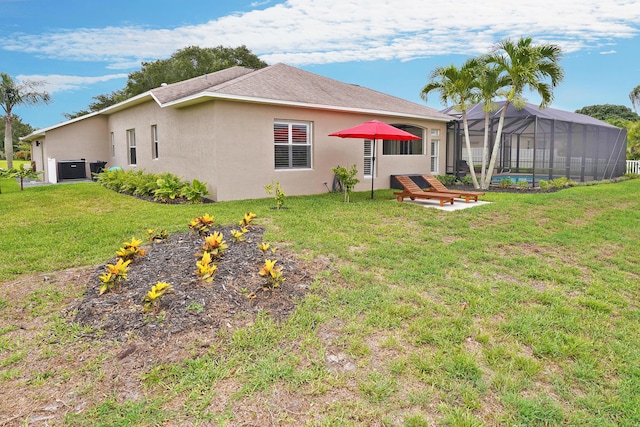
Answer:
2, 0, 639, 129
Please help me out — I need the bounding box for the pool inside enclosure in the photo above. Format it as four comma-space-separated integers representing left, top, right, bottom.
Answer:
444, 102, 628, 186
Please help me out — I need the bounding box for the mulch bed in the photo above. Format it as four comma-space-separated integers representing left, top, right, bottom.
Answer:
71, 226, 314, 342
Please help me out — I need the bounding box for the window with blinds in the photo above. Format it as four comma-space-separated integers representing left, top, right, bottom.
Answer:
363, 140, 373, 177
151, 125, 159, 159
274, 121, 311, 169
430, 140, 439, 173
431, 129, 440, 173
127, 129, 136, 165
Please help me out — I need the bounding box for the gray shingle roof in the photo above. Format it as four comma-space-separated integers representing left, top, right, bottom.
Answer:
442, 102, 619, 128
151, 66, 255, 104
152, 63, 452, 121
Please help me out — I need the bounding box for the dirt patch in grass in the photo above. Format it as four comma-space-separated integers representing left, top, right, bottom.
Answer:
0, 225, 328, 426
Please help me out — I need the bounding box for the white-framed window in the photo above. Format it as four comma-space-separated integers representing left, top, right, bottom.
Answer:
274, 121, 311, 169
151, 125, 159, 159
430, 129, 440, 173
364, 139, 373, 178
110, 132, 115, 157
127, 129, 137, 165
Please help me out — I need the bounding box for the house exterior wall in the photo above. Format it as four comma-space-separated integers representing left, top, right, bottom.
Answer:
43, 98, 448, 201
32, 116, 109, 181
106, 100, 222, 199
206, 100, 448, 201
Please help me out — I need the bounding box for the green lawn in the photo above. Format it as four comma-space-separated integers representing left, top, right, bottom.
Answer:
1, 178, 640, 426
0, 160, 29, 170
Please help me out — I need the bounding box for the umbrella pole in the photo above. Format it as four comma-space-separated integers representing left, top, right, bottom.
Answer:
371, 138, 376, 199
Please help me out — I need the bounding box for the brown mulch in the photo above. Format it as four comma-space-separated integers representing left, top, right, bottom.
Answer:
70, 225, 312, 342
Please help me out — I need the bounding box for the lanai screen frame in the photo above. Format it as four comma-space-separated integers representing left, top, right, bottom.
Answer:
444, 102, 628, 186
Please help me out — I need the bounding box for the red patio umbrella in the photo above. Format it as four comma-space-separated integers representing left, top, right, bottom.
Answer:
329, 120, 421, 199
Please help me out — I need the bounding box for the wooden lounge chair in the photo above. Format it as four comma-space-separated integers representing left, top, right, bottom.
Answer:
393, 176, 461, 206
422, 174, 485, 203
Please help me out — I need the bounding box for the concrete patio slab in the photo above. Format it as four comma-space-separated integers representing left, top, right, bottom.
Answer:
401, 198, 491, 211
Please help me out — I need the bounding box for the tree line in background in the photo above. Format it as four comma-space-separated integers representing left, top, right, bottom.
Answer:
575, 104, 640, 160
64, 45, 268, 119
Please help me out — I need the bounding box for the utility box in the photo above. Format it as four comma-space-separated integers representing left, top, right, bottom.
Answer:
57, 160, 87, 180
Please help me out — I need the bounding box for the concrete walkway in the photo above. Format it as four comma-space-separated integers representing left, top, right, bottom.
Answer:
19, 178, 92, 188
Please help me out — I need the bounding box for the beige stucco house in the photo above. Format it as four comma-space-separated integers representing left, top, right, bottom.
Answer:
23, 63, 453, 201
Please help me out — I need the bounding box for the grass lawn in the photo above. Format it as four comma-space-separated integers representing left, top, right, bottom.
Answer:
0, 160, 29, 170
1, 177, 639, 426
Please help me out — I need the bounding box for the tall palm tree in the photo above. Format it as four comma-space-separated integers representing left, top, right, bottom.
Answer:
421, 58, 481, 189
474, 60, 509, 185
630, 85, 640, 111
482, 37, 564, 189
0, 73, 50, 169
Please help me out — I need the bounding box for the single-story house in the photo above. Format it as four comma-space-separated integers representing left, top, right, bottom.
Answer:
443, 102, 628, 185
22, 63, 453, 201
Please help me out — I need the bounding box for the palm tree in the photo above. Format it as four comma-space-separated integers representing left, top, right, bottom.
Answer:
474, 60, 509, 185
421, 58, 481, 189
0, 73, 50, 169
630, 85, 640, 111
482, 37, 564, 189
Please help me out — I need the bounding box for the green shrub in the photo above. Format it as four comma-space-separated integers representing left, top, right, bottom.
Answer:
11, 166, 42, 190
538, 179, 551, 190
458, 175, 474, 186
516, 180, 530, 190
549, 176, 575, 189
332, 164, 360, 202
132, 172, 159, 197
264, 180, 286, 209
499, 178, 514, 188
154, 173, 186, 201
181, 179, 210, 203
96, 168, 128, 192
436, 174, 457, 186
96, 169, 207, 204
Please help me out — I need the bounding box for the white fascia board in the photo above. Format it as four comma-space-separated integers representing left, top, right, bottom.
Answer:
21, 92, 158, 141
162, 92, 453, 123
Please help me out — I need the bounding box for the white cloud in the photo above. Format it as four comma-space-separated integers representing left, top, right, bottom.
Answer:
2, 0, 639, 69
15, 73, 128, 94
599, 50, 617, 55
250, 0, 272, 6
